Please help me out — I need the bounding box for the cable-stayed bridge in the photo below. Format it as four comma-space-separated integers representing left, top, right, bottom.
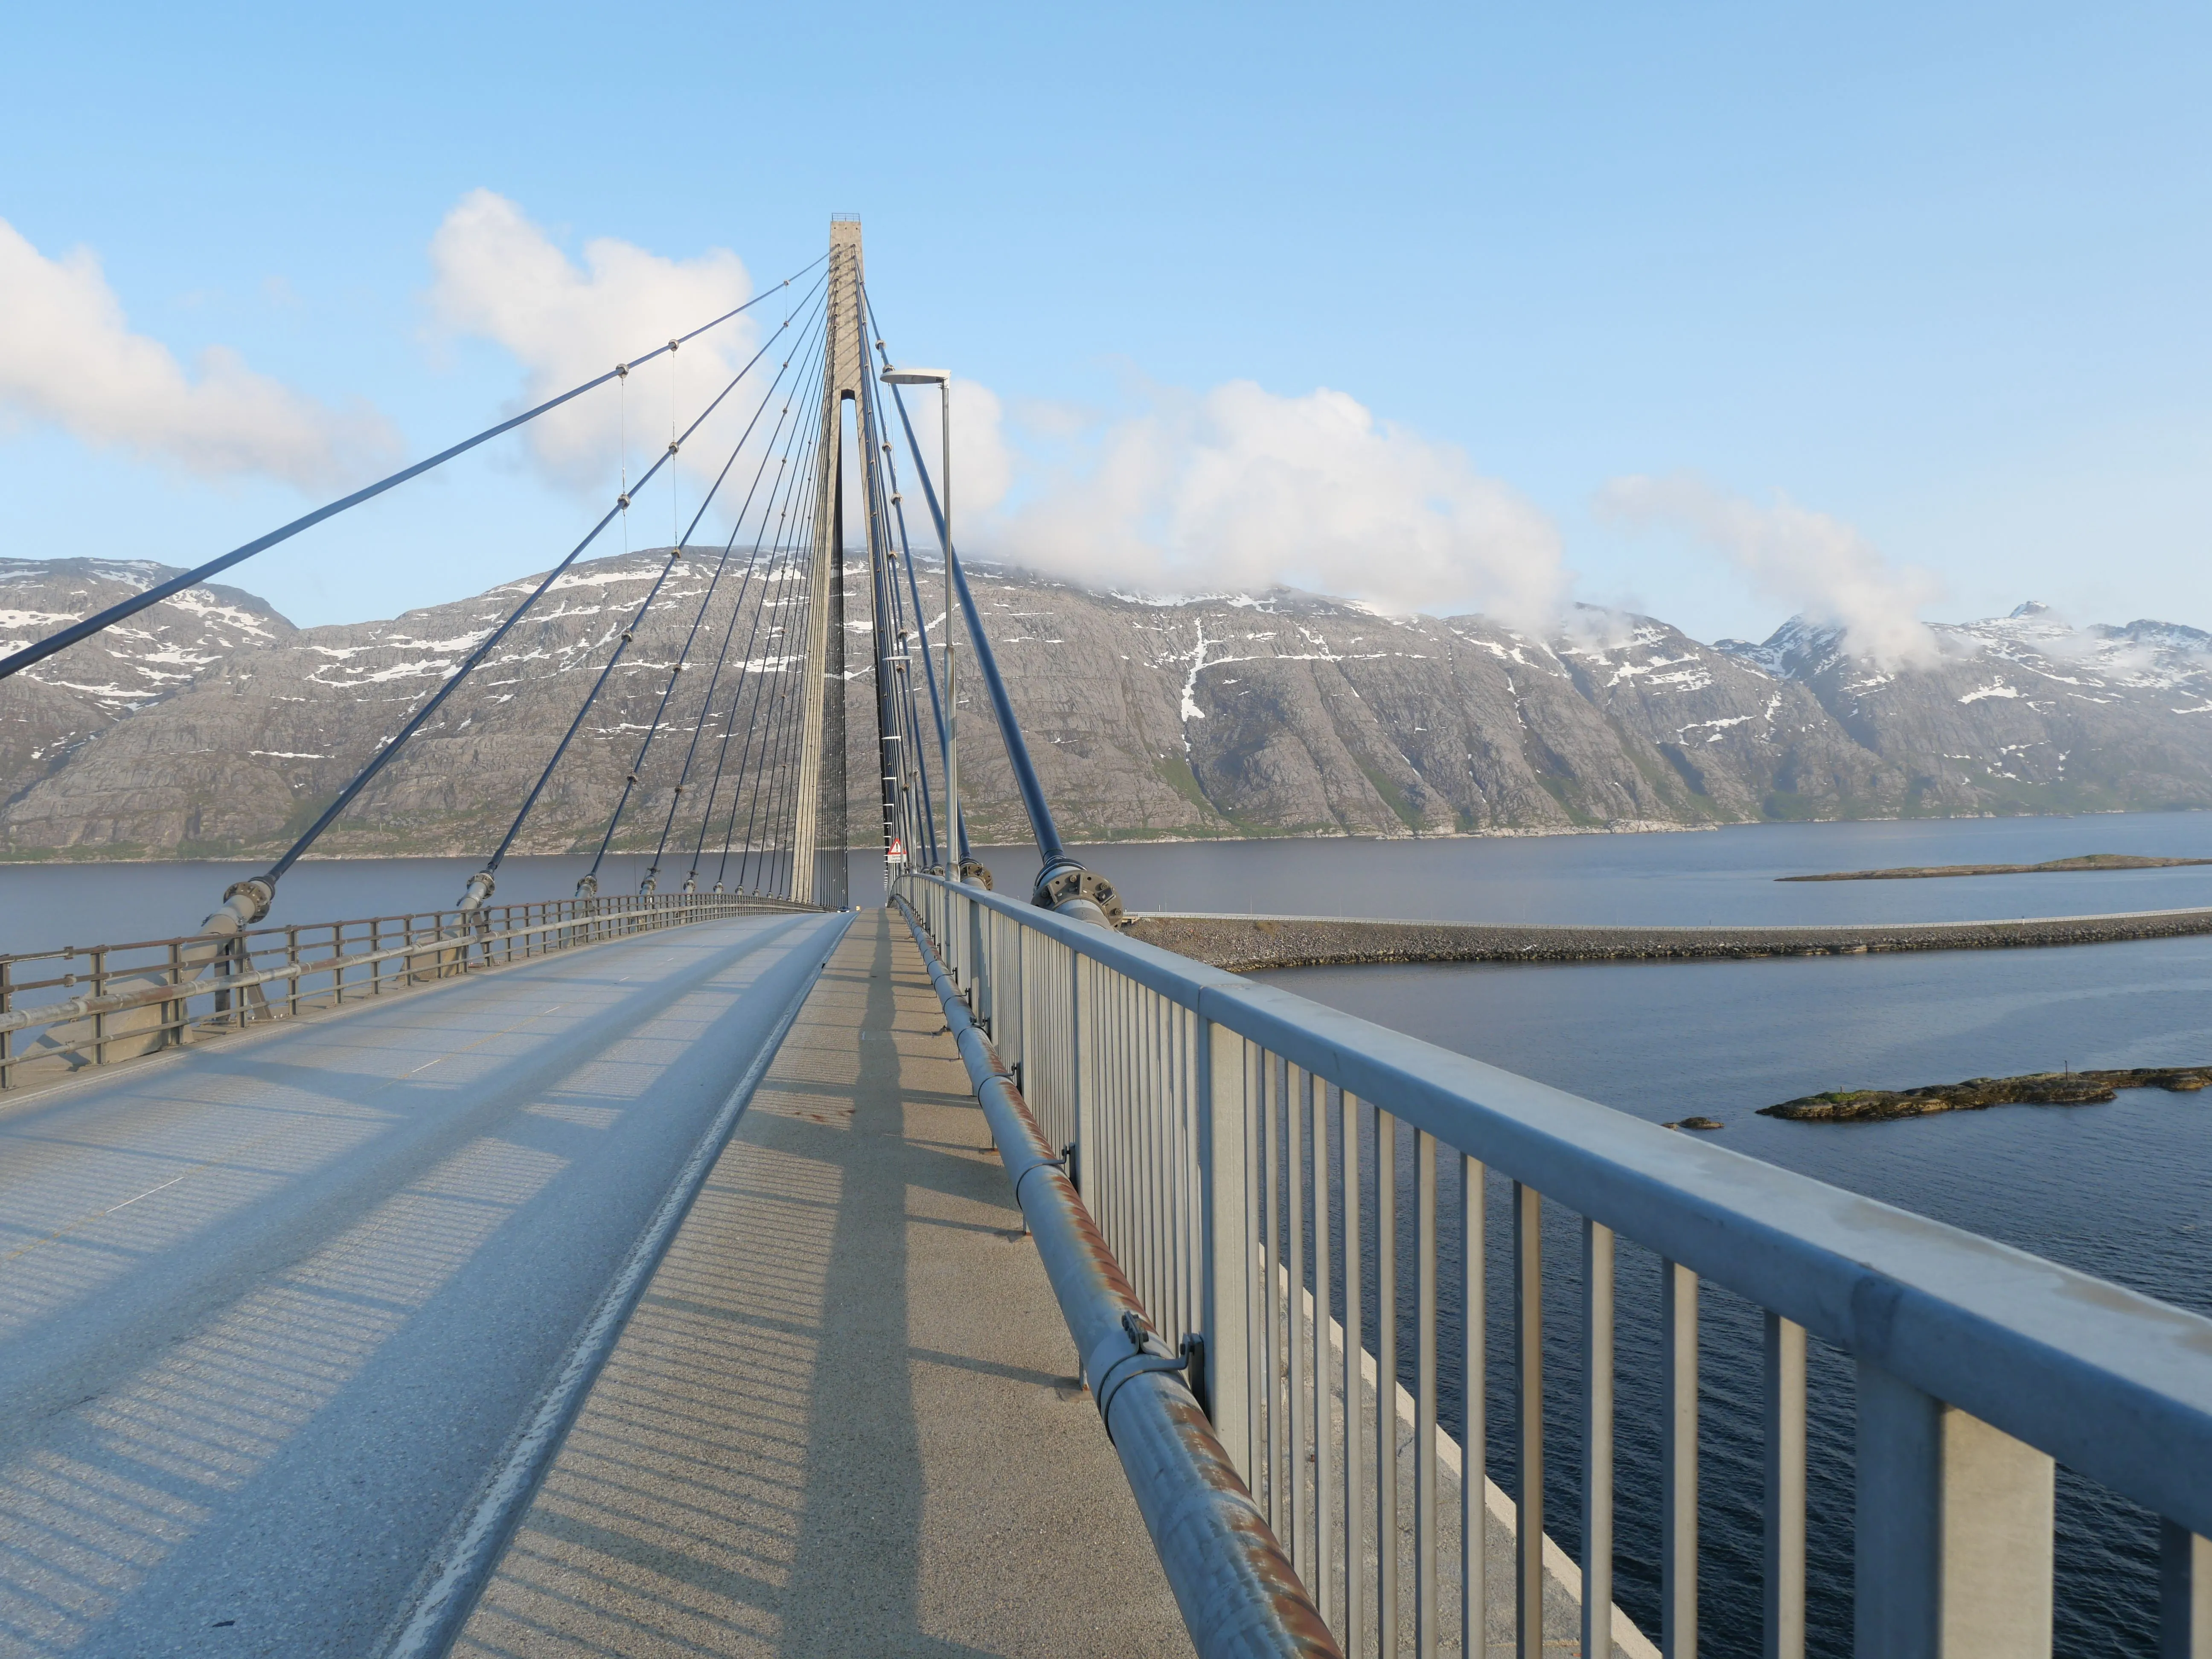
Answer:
1, 219, 2209, 1659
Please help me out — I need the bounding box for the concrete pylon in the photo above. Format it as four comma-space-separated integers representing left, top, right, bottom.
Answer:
789, 216, 870, 908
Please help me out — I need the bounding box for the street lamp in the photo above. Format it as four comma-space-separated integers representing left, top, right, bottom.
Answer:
879, 365, 959, 880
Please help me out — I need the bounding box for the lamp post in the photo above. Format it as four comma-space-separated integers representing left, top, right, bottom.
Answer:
879, 366, 958, 879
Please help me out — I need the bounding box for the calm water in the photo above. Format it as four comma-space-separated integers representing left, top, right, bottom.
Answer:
7, 816, 2209, 1652
969, 809, 2212, 925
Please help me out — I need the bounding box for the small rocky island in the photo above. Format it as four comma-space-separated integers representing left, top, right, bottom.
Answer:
1779, 853, 2212, 882
1763, 1066, 2211, 1122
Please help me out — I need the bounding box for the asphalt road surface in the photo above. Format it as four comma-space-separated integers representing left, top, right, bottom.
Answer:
0, 909, 849, 1658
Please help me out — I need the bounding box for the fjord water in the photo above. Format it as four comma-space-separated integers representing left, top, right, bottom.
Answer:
7, 815, 2210, 1653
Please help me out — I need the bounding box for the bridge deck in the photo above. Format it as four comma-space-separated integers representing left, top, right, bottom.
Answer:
454, 906, 1191, 1658
0, 908, 847, 1656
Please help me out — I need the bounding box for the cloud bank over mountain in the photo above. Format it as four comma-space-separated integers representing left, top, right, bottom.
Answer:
1598, 472, 1945, 668
912, 376, 1568, 627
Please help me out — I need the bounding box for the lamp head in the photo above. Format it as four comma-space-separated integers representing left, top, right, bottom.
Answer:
880, 366, 950, 386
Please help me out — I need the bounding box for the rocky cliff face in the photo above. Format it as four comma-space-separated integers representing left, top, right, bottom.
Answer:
2, 553, 2209, 862
0, 559, 295, 812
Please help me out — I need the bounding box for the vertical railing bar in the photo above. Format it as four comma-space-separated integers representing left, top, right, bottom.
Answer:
1377, 1108, 1399, 1658
2160, 1522, 2211, 1659
1176, 1001, 1194, 1344
1583, 1219, 1616, 1659
1123, 976, 1138, 1292
1417, 1131, 1439, 1655
91, 947, 108, 1065
1515, 1182, 1544, 1659
1131, 981, 1147, 1308
1663, 1259, 1699, 1659
1243, 1037, 1265, 1486
1762, 1313, 1806, 1659
1288, 1062, 1309, 1580
1261, 1049, 1282, 1533
1149, 985, 1165, 1323
1314, 1072, 1334, 1627
1343, 1089, 1365, 1658
1462, 1154, 1487, 1659
1179, 1001, 1192, 1342
1153, 988, 1169, 1326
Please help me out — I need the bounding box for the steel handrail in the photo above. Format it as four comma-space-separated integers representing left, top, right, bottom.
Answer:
898, 868, 2212, 1654
904, 869, 2212, 1533
0, 897, 775, 1039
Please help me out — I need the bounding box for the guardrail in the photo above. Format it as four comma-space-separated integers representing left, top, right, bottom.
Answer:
0, 890, 815, 1092
896, 870, 2212, 1659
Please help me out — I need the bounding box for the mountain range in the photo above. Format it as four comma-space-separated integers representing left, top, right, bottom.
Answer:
3, 552, 2210, 862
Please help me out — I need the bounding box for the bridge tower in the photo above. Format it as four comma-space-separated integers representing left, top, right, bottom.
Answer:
788, 216, 872, 907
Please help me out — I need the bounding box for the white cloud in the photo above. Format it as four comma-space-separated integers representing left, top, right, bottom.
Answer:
427, 191, 765, 500
881, 376, 1015, 528
0, 217, 398, 487
949, 379, 1566, 626
1598, 473, 1944, 667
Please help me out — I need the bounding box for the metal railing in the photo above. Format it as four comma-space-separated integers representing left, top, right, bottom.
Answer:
896, 871, 2212, 1659
0, 890, 814, 1092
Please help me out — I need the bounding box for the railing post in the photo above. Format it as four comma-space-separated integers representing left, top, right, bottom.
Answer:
1011, 920, 1028, 1087
1198, 1017, 1252, 1479
1583, 1218, 1616, 1659
166, 940, 185, 1045
1069, 943, 1087, 1200
1765, 1313, 1808, 1659
1854, 1361, 2054, 1659
90, 947, 108, 1065
2163, 1522, 2211, 1659
1515, 1181, 1544, 1659
1663, 1259, 1699, 1659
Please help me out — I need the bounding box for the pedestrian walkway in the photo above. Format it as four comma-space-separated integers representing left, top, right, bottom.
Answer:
455, 908, 1193, 1658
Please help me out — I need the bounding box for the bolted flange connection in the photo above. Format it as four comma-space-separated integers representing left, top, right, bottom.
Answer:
1030, 864, 1123, 927
959, 859, 995, 891
221, 878, 275, 926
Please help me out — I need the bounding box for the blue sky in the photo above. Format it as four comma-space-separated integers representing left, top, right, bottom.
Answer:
2, 1, 2205, 644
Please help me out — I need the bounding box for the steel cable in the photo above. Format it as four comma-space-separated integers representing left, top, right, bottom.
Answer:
728, 356, 837, 895
736, 396, 833, 896
741, 420, 830, 896
675, 344, 830, 889
644, 306, 839, 891
593, 312, 833, 890
697, 399, 821, 891
0, 255, 827, 684
478, 287, 831, 884
253, 297, 817, 890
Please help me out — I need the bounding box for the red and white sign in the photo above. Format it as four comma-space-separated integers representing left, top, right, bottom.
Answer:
887, 837, 907, 863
